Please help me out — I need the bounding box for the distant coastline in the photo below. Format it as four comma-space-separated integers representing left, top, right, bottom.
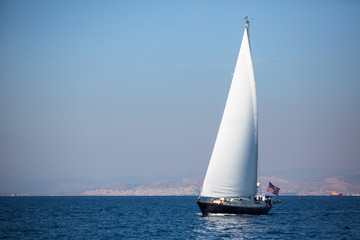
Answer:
2, 174, 360, 197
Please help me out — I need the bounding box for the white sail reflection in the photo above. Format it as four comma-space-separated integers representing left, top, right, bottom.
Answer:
193, 215, 266, 239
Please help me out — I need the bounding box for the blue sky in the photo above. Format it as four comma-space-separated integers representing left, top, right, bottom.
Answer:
1, 0, 360, 189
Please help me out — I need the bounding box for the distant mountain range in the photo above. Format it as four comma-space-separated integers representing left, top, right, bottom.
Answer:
82, 178, 202, 196
80, 175, 360, 197
259, 175, 360, 196
2, 168, 360, 196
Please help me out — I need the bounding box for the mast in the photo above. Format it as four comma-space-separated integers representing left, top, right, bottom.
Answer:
244, 16, 261, 192
245, 16, 251, 51
245, 16, 260, 194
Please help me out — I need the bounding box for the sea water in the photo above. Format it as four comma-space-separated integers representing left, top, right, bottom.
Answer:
0, 196, 359, 239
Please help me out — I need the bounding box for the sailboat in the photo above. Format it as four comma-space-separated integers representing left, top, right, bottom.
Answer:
196, 18, 275, 215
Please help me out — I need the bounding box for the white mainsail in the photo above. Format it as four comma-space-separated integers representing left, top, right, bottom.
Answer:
201, 23, 258, 198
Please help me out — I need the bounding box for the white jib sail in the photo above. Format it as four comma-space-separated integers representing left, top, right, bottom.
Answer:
201, 25, 258, 198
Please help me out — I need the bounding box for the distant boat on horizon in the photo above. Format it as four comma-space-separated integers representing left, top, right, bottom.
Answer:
196, 17, 279, 215
330, 191, 343, 196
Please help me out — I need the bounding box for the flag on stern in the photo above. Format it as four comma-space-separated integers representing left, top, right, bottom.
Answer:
267, 182, 280, 195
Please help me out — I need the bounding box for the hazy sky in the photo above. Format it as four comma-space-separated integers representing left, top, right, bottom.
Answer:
1, 0, 360, 187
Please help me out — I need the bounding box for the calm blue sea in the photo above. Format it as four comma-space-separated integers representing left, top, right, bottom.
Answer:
0, 196, 359, 239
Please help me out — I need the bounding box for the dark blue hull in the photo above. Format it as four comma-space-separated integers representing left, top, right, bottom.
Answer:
196, 201, 272, 215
